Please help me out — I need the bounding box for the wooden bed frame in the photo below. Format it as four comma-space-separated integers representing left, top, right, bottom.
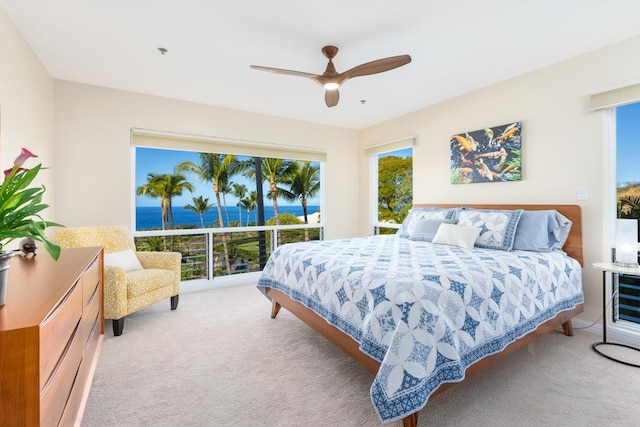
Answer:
264, 204, 584, 427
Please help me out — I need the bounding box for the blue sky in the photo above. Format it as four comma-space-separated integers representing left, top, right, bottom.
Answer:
617, 102, 640, 185
380, 147, 412, 158
135, 147, 321, 208
136, 146, 413, 207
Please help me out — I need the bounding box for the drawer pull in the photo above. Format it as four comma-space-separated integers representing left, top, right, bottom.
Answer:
84, 308, 100, 352
42, 280, 79, 325
86, 280, 99, 307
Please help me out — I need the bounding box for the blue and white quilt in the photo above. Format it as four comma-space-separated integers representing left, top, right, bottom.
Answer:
256, 235, 583, 423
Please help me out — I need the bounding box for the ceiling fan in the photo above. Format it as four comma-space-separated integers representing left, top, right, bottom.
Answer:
250, 45, 412, 108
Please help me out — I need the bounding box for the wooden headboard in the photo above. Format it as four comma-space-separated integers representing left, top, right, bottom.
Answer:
413, 204, 584, 266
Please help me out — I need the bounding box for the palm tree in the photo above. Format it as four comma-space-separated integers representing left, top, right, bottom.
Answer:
231, 182, 248, 226
284, 161, 320, 241
184, 195, 215, 228
286, 161, 320, 223
239, 191, 258, 226
137, 172, 194, 230
246, 158, 297, 226
136, 173, 167, 229
218, 177, 232, 226
176, 153, 245, 274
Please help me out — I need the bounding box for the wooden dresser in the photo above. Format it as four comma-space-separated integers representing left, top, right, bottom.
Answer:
0, 247, 104, 427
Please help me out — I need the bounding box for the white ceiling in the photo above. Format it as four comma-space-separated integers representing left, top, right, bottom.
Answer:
3, 0, 640, 130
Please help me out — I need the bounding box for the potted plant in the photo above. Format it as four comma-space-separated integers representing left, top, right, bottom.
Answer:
0, 148, 63, 306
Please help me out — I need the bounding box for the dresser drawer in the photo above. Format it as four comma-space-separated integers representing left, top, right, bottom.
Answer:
82, 256, 101, 308
82, 280, 101, 347
60, 314, 102, 427
39, 321, 83, 427
39, 280, 83, 390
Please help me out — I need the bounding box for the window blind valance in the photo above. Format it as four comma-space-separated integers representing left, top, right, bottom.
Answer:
590, 83, 640, 111
132, 129, 327, 162
364, 137, 415, 157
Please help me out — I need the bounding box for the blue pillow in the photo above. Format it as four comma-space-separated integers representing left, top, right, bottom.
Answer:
512, 210, 573, 252
408, 218, 457, 241
397, 208, 456, 238
454, 208, 523, 251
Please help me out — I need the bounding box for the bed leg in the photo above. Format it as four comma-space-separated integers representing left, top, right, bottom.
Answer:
562, 320, 574, 336
402, 412, 418, 427
271, 300, 282, 319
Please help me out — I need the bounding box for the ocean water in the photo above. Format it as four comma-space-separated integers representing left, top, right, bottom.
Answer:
136, 205, 319, 230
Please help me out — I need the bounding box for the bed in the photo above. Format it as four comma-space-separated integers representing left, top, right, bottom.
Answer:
256, 204, 584, 426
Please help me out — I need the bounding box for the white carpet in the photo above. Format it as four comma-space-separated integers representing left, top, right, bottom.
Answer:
82, 284, 640, 426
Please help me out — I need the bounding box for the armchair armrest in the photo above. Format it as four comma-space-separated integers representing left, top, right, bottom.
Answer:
136, 251, 181, 270
103, 265, 129, 320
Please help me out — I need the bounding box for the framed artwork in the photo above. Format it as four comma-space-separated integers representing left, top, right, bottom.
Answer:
450, 122, 521, 184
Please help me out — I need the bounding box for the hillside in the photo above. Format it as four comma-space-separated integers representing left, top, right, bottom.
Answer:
618, 182, 640, 217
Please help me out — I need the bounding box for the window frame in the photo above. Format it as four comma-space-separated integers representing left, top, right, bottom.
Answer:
369, 143, 414, 234
130, 130, 326, 232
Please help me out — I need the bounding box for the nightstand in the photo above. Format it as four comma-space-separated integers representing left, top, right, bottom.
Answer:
592, 262, 640, 367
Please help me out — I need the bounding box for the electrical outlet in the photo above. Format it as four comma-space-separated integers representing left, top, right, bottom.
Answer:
577, 187, 588, 200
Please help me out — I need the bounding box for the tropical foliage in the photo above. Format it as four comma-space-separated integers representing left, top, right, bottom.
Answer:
184, 195, 215, 228
377, 155, 413, 224
618, 182, 640, 218
0, 148, 63, 259
136, 150, 324, 277
136, 170, 194, 230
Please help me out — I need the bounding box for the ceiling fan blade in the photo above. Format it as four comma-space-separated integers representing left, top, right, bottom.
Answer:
250, 65, 320, 80
325, 89, 339, 108
251, 47, 410, 108
339, 54, 412, 82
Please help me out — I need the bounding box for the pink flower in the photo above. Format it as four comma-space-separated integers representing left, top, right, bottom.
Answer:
13, 147, 37, 167
4, 167, 27, 179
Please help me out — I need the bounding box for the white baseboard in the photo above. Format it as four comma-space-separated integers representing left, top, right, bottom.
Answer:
572, 317, 640, 347
180, 272, 261, 294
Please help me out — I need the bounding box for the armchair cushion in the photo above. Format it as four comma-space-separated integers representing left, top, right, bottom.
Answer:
126, 269, 177, 298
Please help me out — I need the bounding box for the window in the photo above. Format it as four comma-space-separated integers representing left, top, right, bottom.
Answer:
616, 102, 640, 223
591, 86, 640, 336
135, 147, 322, 231
615, 102, 640, 326
132, 130, 325, 281
369, 144, 413, 234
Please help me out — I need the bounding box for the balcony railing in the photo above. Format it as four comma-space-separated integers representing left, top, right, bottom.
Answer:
374, 222, 400, 235
132, 224, 324, 282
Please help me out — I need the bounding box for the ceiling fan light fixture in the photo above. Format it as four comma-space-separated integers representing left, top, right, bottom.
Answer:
251, 45, 411, 107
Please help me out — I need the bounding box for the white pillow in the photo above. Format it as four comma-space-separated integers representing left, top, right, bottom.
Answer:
432, 223, 481, 249
104, 249, 143, 271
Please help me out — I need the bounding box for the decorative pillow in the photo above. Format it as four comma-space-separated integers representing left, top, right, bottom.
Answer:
513, 210, 573, 252
454, 208, 523, 251
397, 208, 456, 238
550, 211, 573, 250
432, 223, 481, 249
408, 218, 457, 242
104, 249, 143, 271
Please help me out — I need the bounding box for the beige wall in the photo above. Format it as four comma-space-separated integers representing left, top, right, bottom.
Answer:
53, 81, 359, 240
6, 1, 640, 331
0, 7, 55, 248
359, 34, 640, 324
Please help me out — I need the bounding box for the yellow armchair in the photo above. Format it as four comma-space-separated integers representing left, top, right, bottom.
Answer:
55, 225, 181, 336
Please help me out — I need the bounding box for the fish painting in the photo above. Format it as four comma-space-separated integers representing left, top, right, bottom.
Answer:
450, 122, 521, 184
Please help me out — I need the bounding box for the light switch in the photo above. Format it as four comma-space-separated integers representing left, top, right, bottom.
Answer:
577, 187, 588, 200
